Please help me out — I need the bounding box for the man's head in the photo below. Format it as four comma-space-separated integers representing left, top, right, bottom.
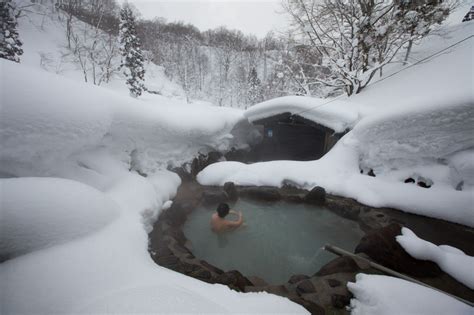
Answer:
216, 203, 230, 218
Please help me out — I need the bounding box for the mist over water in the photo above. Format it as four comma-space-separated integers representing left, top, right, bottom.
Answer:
184, 199, 365, 284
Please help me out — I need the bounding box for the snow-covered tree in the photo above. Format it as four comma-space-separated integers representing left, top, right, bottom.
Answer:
119, 4, 145, 97
397, 0, 450, 64
247, 67, 263, 105
283, 0, 451, 96
0, 0, 23, 63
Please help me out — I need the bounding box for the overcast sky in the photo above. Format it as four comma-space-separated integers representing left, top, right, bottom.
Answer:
120, 0, 290, 38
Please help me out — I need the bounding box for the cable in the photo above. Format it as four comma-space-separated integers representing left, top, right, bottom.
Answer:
289, 34, 474, 119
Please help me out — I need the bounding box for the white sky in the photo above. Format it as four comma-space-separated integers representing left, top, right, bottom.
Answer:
120, 0, 291, 38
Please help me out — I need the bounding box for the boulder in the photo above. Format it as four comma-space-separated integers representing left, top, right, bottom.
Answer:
331, 294, 351, 309
240, 186, 281, 201
296, 279, 316, 295
223, 182, 238, 201
190, 268, 212, 282
200, 260, 224, 275
304, 186, 326, 205
315, 256, 360, 276
214, 270, 253, 291
201, 191, 228, 206
191, 151, 223, 177
288, 274, 310, 284
160, 202, 188, 227
326, 278, 342, 288
355, 223, 442, 277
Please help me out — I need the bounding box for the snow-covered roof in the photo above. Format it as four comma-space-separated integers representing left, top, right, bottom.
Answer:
244, 96, 359, 133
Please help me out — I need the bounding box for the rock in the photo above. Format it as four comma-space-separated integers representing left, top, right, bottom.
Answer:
240, 186, 281, 201
417, 181, 431, 188
331, 294, 351, 309
404, 177, 415, 184
296, 279, 316, 295
326, 279, 342, 288
175, 261, 200, 274
160, 202, 188, 227
190, 268, 212, 281
223, 182, 238, 201
315, 256, 360, 276
201, 191, 228, 206
191, 151, 223, 178
214, 270, 253, 291
154, 243, 173, 258
304, 186, 326, 205
367, 169, 376, 177
156, 255, 179, 267
248, 276, 268, 287
164, 227, 187, 245
355, 223, 442, 277
288, 274, 310, 284
172, 243, 192, 255
200, 260, 224, 275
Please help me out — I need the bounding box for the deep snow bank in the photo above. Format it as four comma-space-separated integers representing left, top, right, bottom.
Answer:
0, 177, 118, 261
0, 60, 243, 177
348, 274, 472, 315
397, 228, 474, 289
245, 96, 359, 132
0, 60, 306, 314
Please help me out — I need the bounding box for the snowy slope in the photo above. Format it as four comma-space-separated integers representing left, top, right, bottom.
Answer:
0, 59, 306, 313
15, 0, 185, 99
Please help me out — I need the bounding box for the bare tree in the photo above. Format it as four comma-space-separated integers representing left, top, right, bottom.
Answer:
283, 0, 451, 96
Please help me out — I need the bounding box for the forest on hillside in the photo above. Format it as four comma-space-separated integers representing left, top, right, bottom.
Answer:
15, 0, 452, 107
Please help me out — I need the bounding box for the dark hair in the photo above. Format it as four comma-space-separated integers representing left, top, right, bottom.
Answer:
216, 203, 230, 218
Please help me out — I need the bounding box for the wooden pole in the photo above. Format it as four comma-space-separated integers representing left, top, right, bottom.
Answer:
323, 244, 474, 307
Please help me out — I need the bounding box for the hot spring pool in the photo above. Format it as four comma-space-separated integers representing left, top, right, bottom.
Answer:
183, 198, 365, 284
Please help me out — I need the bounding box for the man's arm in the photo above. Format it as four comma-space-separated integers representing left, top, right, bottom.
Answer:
226, 211, 243, 228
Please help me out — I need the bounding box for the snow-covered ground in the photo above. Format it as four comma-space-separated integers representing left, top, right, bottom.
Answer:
348, 274, 473, 315
1, 1, 473, 314
0, 3, 307, 312
0, 58, 307, 313
397, 227, 474, 289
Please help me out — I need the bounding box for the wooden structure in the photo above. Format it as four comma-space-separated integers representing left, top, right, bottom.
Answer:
250, 113, 343, 161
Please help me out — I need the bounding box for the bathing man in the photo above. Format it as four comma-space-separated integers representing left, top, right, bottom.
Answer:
211, 203, 243, 233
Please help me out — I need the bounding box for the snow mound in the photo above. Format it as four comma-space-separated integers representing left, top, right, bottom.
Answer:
0, 60, 243, 177
396, 227, 474, 289
353, 94, 474, 171
0, 177, 118, 261
245, 96, 359, 133
348, 274, 473, 315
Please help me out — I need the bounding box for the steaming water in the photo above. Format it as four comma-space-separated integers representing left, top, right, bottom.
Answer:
183, 198, 365, 284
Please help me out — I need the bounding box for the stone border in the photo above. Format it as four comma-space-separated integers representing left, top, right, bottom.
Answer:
148, 182, 474, 313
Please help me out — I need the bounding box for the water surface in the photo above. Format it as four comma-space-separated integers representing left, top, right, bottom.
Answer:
183, 198, 364, 284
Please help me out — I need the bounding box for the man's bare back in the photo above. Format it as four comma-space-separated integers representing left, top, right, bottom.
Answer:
211, 203, 243, 233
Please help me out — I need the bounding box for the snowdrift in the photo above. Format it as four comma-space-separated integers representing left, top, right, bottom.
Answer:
0, 60, 306, 314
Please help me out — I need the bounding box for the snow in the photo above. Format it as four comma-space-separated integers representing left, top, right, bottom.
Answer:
245, 95, 359, 133
396, 227, 474, 289
0, 177, 118, 261
0, 59, 243, 177
2, 2, 473, 314
0, 60, 306, 313
347, 274, 473, 315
